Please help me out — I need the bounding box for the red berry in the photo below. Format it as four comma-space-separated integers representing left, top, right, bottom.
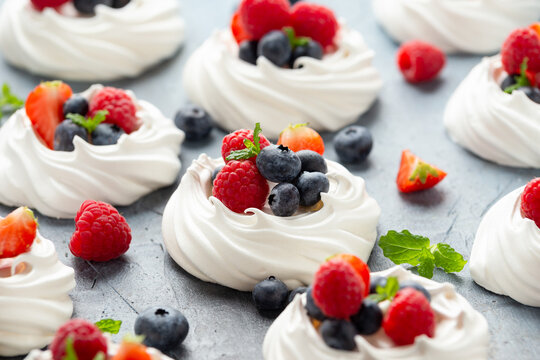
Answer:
277, 124, 324, 155
521, 178, 540, 228
221, 128, 271, 163
231, 11, 251, 44
501, 28, 540, 75
397, 41, 445, 83
212, 160, 269, 213
49, 319, 108, 360
89, 87, 139, 134
69, 200, 131, 262
31, 0, 70, 11
0, 207, 38, 259
290, 2, 339, 50
383, 288, 435, 346
396, 150, 446, 193
238, 0, 291, 40
331, 254, 370, 298
312, 258, 365, 319
112, 341, 151, 360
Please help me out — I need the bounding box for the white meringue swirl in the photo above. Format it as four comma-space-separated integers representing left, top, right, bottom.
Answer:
0, 0, 184, 81
0, 85, 184, 219
372, 0, 540, 54
444, 56, 540, 168
0, 234, 75, 357
183, 26, 382, 139
470, 186, 540, 307
263, 266, 489, 360
162, 154, 381, 291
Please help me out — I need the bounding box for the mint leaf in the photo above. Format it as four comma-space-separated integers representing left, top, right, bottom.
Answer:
95, 318, 122, 334
417, 248, 435, 278
226, 122, 264, 161
505, 58, 531, 93
67, 110, 108, 135
282, 26, 311, 48
93, 353, 105, 360
409, 161, 439, 184
368, 276, 399, 303
0, 83, 24, 120
378, 230, 430, 266
433, 243, 467, 273
63, 337, 78, 360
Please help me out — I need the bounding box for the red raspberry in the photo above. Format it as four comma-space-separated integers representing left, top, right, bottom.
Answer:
383, 288, 435, 346
290, 3, 339, 49
89, 87, 139, 134
238, 0, 291, 40
31, 0, 70, 11
221, 128, 271, 163
312, 258, 365, 319
521, 178, 540, 228
331, 254, 370, 298
501, 28, 540, 75
397, 41, 445, 83
212, 160, 269, 213
69, 200, 131, 262
50, 319, 107, 360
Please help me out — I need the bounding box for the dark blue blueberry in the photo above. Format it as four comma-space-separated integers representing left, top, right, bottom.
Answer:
113, 0, 130, 8
287, 286, 307, 304
320, 319, 357, 351
294, 171, 329, 207
296, 150, 327, 174
289, 0, 302, 4
518, 86, 540, 104
334, 125, 373, 164
212, 165, 224, 183
91, 124, 125, 146
256, 145, 301, 183
73, 0, 114, 15
269, 183, 300, 217
369, 276, 387, 294
500, 74, 518, 91
257, 30, 292, 67
63, 96, 89, 118
305, 286, 326, 321
290, 40, 323, 68
134, 306, 189, 351
54, 120, 88, 152
399, 280, 431, 302
239, 40, 259, 65
252, 276, 289, 311
350, 299, 383, 335
174, 105, 213, 141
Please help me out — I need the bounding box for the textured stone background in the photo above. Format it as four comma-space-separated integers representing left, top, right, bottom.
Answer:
0, 0, 539, 359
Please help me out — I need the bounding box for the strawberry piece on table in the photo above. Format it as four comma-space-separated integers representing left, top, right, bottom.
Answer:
0, 207, 38, 259
396, 150, 446, 193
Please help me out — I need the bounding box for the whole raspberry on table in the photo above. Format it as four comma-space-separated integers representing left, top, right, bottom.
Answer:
238, 0, 291, 40
69, 200, 132, 262
49, 319, 108, 360
501, 28, 540, 75
290, 2, 339, 50
397, 41, 445, 83
521, 178, 540, 228
221, 128, 270, 163
89, 87, 139, 134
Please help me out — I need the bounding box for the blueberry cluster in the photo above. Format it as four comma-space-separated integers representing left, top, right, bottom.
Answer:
73, 0, 131, 15
135, 305, 189, 352
501, 74, 540, 104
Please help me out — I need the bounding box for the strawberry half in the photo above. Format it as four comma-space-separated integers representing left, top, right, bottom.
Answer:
25, 81, 73, 149
277, 123, 325, 155
0, 207, 38, 259
396, 150, 446, 193
231, 11, 251, 44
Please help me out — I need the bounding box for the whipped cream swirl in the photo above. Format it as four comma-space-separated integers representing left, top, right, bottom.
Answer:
183, 26, 382, 139
372, 0, 540, 54
162, 154, 381, 291
444, 56, 540, 168
470, 186, 540, 307
263, 266, 489, 360
0, 235, 75, 356
0, 85, 184, 219
0, 0, 184, 81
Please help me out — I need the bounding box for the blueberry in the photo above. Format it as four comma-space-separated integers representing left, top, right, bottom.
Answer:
269, 183, 300, 217
239, 40, 258, 65
134, 306, 189, 351
399, 280, 431, 302
289, 0, 302, 4
296, 150, 327, 174
113, 0, 130, 8
212, 165, 224, 183
54, 120, 88, 152
369, 276, 387, 294
350, 299, 383, 335
320, 319, 357, 351
500, 74, 518, 91
287, 286, 307, 304
256, 145, 301, 183
294, 172, 329, 207
334, 126, 373, 164
257, 30, 292, 67
253, 276, 289, 311
91, 123, 125, 146
174, 105, 213, 141
73, 0, 114, 15
63, 96, 89, 118
305, 286, 326, 320
290, 40, 323, 68
517, 86, 540, 104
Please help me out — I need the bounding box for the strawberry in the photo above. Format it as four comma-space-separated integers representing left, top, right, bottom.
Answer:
0, 207, 38, 259
277, 124, 324, 155
530, 23, 540, 37
396, 150, 446, 193
112, 340, 151, 360
331, 254, 370, 298
25, 81, 73, 149
231, 11, 251, 44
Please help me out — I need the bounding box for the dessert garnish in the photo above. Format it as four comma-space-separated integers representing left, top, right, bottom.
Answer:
0, 83, 23, 121
396, 150, 446, 193
520, 177, 540, 227
277, 123, 324, 155
0, 207, 38, 259
397, 41, 445, 83
95, 319, 122, 335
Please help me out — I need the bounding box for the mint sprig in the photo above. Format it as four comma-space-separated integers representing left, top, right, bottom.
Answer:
283, 27, 310, 48
0, 83, 24, 119
504, 58, 531, 94
367, 277, 399, 303
67, 110, 108, 135
226, 122, 263, 161
95, 318, 122, 334
379, 230, 467, 279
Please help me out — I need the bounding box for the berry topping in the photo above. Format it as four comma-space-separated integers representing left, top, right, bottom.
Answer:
256, 144, 301, 183
54, 120, 89, 152
320, 319, 357, 351
73, 0, 114, 15
334, 125, 373, 164
290, 2, 338, 50
396, 150, 447, 193
91, 123, 125, 146
331, 254, 370, 298
382, 288, 436, 346
287, 286, 307, 304
31, 0, 70, 11
231, 11, 251, 44
69, 200, 132, 262
296, 150, 327, 174
0, 207, 37, 259
174, 104, 213, 141
89, 87, 138, 134
49, 319, 107, 360
289, 39, 323, 68
294, 171, 329, 207
253, 276, 289, 312
134, 306, 189, 352
501, 27, 540, 75
257, 30, 292, 67
238, 0, 291, 40
25, 81, 73, 149
221, 124, 270, 163
63, 95, 89, 118
113, 0, 130, 9
212, 160, 269, 213
399, 280, 431, 302
350, 299, 383, 335
268, 182, 300, 217
369, 276, 387, 294
239, 40, 259, 65
277, 124, 324, 155
212, 165, 224, 183
521, 178, 540, 228
112, 340, 151, 360
305, 286, 326, 321
397, 41, 445, 83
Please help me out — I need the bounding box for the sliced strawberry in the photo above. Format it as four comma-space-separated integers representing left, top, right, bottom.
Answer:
231, 11, 251, 44
331, 254, 370, 298
529, 22, 540, 37
0, 207, 38, 259
25, 81, 73, 149
112, 341, 151, 360
396, 150, 446, 193
277, 123, 325, 155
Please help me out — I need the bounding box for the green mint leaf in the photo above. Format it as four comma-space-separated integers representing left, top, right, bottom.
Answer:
225, 122, 263, 161
283, 26, 296, 46
95, 318, 122, 334
252, 122, 262, 152
0, 83, 24, 120
93, 353, 105, 360
409, 161, 439, 184
379, 230, 430, 266
226, 148, 257, 161
432, 243, 467, 273
504, 58, 531, 93
62, 337, 78, 360
417, 248, 435, 278
295, 37, 310, 47
67, 110, 108, 134
368, 276, 399, 303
